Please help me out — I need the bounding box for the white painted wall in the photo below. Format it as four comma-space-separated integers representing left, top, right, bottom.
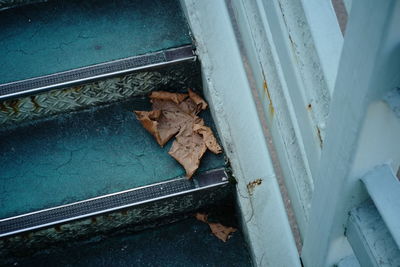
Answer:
302, 1, 400, 265
351, 101, 400, 179
180, 0, 400, 266
180, 0, 301, 266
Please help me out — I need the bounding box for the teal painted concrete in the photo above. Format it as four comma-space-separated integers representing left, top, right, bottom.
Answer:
0, 98, 224, 218
13, 218, 252, 266
0, 0, 191, 84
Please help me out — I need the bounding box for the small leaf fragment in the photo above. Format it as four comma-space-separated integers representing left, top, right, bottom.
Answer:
195, 212, 237, 242
209, 223, 237, 242
150, 91, 188, 104
195, 212, 208, 223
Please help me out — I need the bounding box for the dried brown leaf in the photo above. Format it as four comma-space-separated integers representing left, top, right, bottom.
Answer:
150, 91, 188, 104
134, 110, 163, 146
195, 212, 208, 223
134, 90, 222, 178
168, 119, 208, 178
208, 223, 237, 242
193, 124, 222, 154
195, 212, 237, 242
188, 89, 208, 111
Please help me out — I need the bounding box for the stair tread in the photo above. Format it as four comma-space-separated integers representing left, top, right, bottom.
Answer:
0, 0, 192, 84
0, 169, 228, 237
14, 218, 252, 266
0, 97, 224, 219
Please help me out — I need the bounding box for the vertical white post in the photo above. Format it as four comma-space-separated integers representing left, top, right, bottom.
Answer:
301, 1, 400, 266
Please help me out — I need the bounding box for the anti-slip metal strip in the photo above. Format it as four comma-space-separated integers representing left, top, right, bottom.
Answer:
0, 45, 195, 100
0, 168, 228, 237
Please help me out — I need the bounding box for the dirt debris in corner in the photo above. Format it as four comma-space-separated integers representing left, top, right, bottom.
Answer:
247, 178, 263, 196
134, 89, 222, 178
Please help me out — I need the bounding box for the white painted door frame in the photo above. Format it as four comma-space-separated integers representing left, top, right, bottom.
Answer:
181, 0, 400, 266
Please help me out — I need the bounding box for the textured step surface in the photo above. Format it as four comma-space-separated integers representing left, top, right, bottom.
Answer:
13, 217, 252, 267
0, 45, 195, 100
0, 97, 224, 219
0, 0, 191, 84
0, 169, 228, 237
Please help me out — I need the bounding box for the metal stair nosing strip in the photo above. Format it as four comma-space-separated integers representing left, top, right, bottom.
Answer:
0, 45, 195, 101
0, 168, 228, 238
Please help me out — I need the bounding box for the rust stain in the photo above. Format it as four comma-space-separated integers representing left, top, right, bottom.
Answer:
60, 85, 83, 94
121, 210, 128, 216
54, 225, 62, 232
22, 232, 32, 240
316, 126, 323, 148
63, 87, 76, 93
30, 96, 41, 110
0, 102, 7, 112
263, 80, 274, 116
91, 217, 97, 224
247, 178, 263, 196
8, 99, 20, 113
73, 85, 83, 92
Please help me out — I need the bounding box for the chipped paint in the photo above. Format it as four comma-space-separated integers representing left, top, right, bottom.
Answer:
278, 0, 299, 64
306, 104, 324, 147
316, 126, 323, 148
263, 80, 275, 116
288, 34, 298, 53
